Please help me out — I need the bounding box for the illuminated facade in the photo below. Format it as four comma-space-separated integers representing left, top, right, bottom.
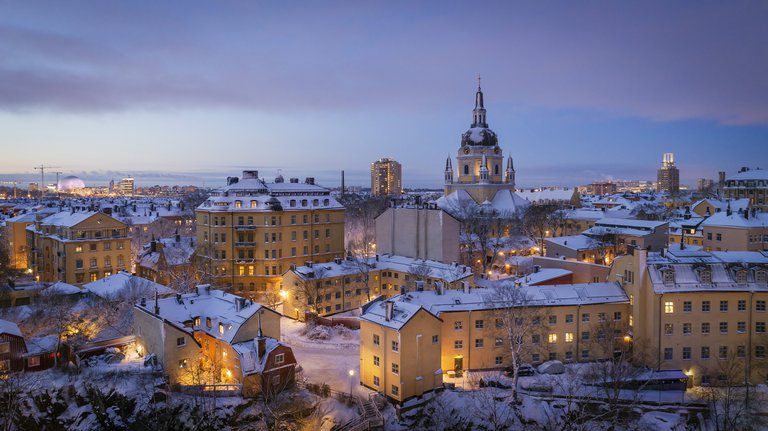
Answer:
656, 153, 680, 194
370, 158, 402, 196
27, 211, 130, 284
444, 81, 516, 204
195, 171, 345, 299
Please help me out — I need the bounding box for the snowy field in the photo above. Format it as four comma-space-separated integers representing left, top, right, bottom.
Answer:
280, 316, 372, 398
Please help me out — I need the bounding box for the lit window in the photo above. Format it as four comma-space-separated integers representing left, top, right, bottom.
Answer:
565, 332, 573, 343
548, 334, 558, 343
219, 323, 225, 335
664, 302, 674, 314
179, 359, 188, 369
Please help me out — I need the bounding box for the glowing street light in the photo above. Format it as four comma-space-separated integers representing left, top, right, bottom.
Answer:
348, 369, 355, 398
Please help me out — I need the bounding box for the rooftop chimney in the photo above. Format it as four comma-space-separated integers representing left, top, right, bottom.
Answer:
385, 300, 394, 321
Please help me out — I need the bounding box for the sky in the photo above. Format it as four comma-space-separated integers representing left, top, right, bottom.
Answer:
0, 1, 767, 189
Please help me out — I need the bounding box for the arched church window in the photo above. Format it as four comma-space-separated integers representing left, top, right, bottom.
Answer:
464, 165, 469, 175
494, 165, 499, 175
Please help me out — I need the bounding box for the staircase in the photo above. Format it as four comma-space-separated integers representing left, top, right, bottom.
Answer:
334, 394, 384, 431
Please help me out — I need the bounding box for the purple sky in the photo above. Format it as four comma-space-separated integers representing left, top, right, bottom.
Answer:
0, 1, 766, 189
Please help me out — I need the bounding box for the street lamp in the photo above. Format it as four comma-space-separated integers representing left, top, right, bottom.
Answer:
348, 369, 355, 399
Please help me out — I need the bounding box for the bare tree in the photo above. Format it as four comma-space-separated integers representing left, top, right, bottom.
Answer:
407, 261, 433, 292
484, 283, 547, 402
293, 266, 327, 317
0, 370, 37, 431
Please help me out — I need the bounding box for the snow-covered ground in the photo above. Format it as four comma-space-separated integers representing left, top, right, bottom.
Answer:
280, 317, 372, 398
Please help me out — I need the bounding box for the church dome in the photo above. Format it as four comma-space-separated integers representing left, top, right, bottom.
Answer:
58, 175, 86, 191
461, 127, 498, 147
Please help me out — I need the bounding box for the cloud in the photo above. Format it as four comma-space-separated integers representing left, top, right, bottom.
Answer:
0, 2, 764, 124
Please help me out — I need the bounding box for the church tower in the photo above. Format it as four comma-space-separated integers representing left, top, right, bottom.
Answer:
443, 78, 517, 203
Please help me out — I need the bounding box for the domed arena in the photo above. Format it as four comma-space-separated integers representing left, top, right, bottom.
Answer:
58, 175, 86, 191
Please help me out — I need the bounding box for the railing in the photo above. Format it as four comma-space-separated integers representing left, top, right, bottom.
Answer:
175, 383, 243, 397
235, 242, 256, 247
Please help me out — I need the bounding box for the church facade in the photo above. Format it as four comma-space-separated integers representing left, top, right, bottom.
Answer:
442, 81, 525, 212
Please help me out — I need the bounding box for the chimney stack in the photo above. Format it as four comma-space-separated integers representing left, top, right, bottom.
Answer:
385, 301, 394, 321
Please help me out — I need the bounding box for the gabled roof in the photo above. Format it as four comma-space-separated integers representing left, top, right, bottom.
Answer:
0, 319, 22, 338
134, 288, 274, 344
84, 272, 174, 300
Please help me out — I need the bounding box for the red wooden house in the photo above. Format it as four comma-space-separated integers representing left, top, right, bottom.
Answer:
234, 336, 297, 399
0, 319, 27, 372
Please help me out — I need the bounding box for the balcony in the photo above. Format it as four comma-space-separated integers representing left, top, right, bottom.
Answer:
235, 242, 256, 247
235, 225, 256, 230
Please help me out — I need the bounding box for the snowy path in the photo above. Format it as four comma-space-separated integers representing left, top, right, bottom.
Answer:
281, 317, 372, 397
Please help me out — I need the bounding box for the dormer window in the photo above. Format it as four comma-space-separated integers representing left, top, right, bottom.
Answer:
736, 270, 748, 284
698, 268, 712, 285
234, 200, 242, 208
219, 322, 225, 335
250, 200, 258, 208
756, 270, 768, 285
206, 317, 212, 329
662, 268, 674, 285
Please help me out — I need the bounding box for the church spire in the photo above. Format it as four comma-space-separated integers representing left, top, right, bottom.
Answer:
444, 156, 453, 184
505, 156, 516, 188
472, 75, 488, 128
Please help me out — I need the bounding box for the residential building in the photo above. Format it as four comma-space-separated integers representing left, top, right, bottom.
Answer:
136, 235, 197, 286
370, 158, 402, 197
359, 282, 630, 402
133, 286, 296, 397
700, 208, 768, 252
194, 171, 345, 299
27, 211, 130, 284
2, 212, 37, 269
117, 177, 135, 196
656, 153, 680, 194
582, 218, 669, 255
590, 181, 617, 196
375, 206, 461, 264
611, 248, 768, 385
0, 319, 26, 372
723, 167, 768, 212
281, 254, 473, 319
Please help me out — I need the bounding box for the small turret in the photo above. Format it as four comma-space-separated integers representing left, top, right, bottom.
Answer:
444, 156, 453, 184
479, 154, 489, 183
505, 156, 515, 187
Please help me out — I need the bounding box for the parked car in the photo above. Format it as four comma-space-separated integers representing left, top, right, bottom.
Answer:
537, 360, 565, 375
506, 363, 536, 377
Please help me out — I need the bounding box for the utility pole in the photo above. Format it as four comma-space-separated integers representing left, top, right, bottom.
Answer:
32, 164, 61, 198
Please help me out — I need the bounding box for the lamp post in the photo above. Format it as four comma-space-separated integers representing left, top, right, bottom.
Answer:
348, 369, 355, 400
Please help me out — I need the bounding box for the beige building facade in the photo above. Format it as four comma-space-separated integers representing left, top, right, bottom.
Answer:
374, 206, 461, 264
195, 171, 345, 300
27, 211, 130, 284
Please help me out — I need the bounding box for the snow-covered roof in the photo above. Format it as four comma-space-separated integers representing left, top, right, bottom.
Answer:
594, 218, 667, 230
726, 169, 768, 182
474, 268, 572, 288
40, 281, 82, 296
691, 198, 750, 214
232, 337, 286, 375
135, 287, 272, 344
40, 211, 97, 228
436, 189, 530, 216
290, 254, 473, 283
24, 335, 58, 356
138, 236, 196, 270
84, 272, 174, 300
0, 319, 22, 338
646, 250, 768, 293
545, 235, 604, 251
361, 283, 628, 326
700, 211, 768, 229
517, 189, 576, 203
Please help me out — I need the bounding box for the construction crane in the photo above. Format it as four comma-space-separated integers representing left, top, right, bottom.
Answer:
32, 164, 61, 197
0, 181, 19, 199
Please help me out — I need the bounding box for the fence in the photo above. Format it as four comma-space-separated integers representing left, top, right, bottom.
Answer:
174, 383, 243, 397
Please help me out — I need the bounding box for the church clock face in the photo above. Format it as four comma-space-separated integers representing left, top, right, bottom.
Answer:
463, 147, 470, 155
494, 147, 500, 154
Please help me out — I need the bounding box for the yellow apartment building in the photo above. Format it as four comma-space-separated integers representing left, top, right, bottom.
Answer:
723, 168, 768, 212
195, 171, 345, 300
359, 282, 630, 402
133, 286, 288, 394
700, 210, 768, 252
2, 212, 37, 269
281, 254, 473, 319
610, 247, 768, 385
27, 211, 130, 284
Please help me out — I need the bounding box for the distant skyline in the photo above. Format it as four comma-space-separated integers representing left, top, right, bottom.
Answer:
1, 1, 767, 189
